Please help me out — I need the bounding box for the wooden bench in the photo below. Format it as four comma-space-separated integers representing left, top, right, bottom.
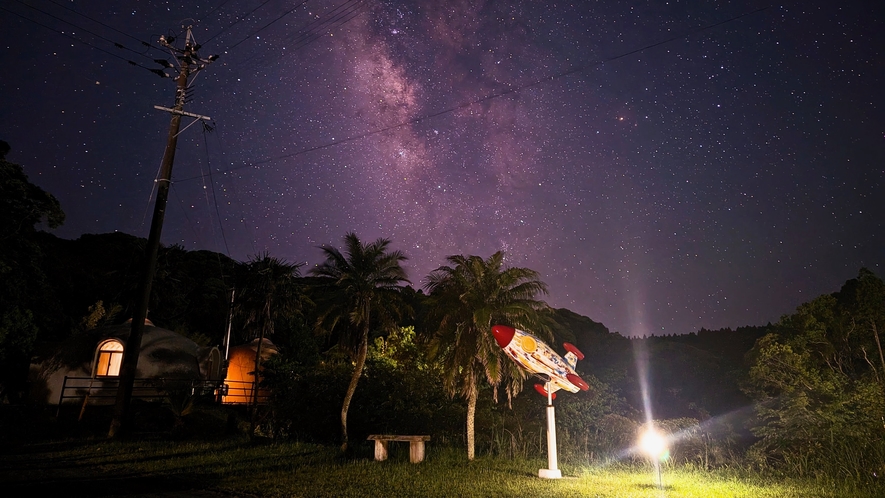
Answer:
367, 435, 431, 463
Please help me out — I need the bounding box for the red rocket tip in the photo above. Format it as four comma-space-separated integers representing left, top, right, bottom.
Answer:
491, 325, 515, 348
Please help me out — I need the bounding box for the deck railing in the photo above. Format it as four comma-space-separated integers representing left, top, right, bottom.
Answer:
56, 376, 269, 407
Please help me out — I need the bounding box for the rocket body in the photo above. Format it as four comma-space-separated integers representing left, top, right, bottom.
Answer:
491, 325, 589, 394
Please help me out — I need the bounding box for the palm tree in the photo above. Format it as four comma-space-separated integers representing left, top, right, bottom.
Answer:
234, 254, 304, 432
236, 253, 305, 345
311, 233, 409, 452
425, 251, 549, 460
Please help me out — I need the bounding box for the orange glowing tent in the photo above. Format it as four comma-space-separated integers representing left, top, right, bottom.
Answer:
222, 338, 277, 404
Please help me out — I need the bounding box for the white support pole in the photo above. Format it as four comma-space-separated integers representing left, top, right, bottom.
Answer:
538, 382, 562, 479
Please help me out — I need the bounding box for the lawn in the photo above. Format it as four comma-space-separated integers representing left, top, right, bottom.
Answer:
0, 437, 880, 497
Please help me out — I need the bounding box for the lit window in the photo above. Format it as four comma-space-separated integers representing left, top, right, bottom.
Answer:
95, 340, 124, 377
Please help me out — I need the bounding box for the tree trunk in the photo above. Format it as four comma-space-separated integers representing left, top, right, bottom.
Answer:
466, 383, 477, 461
249, 300, 272, 437
872, 321, 885, 405
340, 330, 368, 452
872, 321, 885, 383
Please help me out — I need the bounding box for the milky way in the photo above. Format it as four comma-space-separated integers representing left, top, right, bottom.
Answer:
1, 0, 882, 336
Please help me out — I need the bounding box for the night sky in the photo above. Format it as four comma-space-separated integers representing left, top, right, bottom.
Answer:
2, 1, 883, 337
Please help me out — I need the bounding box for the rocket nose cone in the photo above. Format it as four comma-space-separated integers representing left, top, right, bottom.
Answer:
491, 325, 515, 348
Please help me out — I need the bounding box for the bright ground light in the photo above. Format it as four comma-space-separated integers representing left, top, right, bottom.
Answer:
639, 427, 667, 460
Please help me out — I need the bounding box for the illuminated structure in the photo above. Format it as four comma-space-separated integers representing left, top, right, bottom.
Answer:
221, 338, 277, 404
29, 319, 223, 405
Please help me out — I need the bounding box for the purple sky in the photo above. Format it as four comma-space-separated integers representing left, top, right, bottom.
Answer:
2, 0, 882, 336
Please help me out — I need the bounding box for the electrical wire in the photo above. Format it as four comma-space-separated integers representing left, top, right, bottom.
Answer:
204, 0, 237, 22
44, 0, 164, 54
202, 122, 235, 285
224, 0, 311, 52
12, 0, 159, 62
278, 0, 367, 51
196, 118, 258, 256
140, 153, 167, 229
177, 5, 770, 183
0, 5, 169, 77
235, 0, 368, 71
203, 0, 279, 45
278, 0, 366, 47
201, 122, 233, 259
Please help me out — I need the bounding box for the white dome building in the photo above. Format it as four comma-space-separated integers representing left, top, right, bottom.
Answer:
30, 319, 223, 406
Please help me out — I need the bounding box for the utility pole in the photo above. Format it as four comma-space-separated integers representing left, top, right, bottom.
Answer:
109, 26, 216, 438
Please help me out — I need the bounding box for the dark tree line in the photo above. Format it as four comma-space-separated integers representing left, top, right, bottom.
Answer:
1, 141, 66, 400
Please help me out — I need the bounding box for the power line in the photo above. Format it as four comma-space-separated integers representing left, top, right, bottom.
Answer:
178, 5, 770, 183
12, 0, 158, 62
44, 0, 164, 54
0, 5, 169, 78
241, 0, 368, 69
198, 120, 259, 257
201, 122, 233, 258
199, 117, 234, 284
205, 0, 237, 21
294, 0, 367, 48
203, 0, 279, 45
213, 0, 367, 78
224, 0, 311, 52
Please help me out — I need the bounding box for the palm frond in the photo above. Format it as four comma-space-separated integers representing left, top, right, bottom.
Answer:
425, 251, 548, 400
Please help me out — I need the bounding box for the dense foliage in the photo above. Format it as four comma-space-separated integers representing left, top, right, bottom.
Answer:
743, 269, 885, 478
1, 142, 65, 400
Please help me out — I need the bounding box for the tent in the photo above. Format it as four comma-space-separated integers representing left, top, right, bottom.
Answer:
221, 338, 278, 404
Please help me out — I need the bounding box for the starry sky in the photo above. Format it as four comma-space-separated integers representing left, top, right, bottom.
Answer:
1, 0, 883, 337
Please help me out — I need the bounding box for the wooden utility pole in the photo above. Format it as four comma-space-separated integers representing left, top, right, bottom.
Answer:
109, 26, 215, 438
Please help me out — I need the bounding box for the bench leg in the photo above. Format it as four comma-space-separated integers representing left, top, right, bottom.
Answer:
374, 440, 389, 461
409, 441, 425, 463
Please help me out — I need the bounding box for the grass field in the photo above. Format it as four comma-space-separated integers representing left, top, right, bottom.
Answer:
1, 437, 881, 497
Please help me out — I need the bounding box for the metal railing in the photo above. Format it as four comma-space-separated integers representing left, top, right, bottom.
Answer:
56, 376, 269, 407
219, 379, 271, 405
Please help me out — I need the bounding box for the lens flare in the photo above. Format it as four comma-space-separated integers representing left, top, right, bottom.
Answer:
639, 427, 667, 460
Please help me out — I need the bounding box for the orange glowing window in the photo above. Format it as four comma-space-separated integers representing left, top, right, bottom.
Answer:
95, 340, 124, 377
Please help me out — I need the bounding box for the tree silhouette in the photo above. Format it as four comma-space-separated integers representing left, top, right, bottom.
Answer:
234, 253, 304, 432
311, 233, 409, 452
425, 252, 549, 460
0, 143, 65, 400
